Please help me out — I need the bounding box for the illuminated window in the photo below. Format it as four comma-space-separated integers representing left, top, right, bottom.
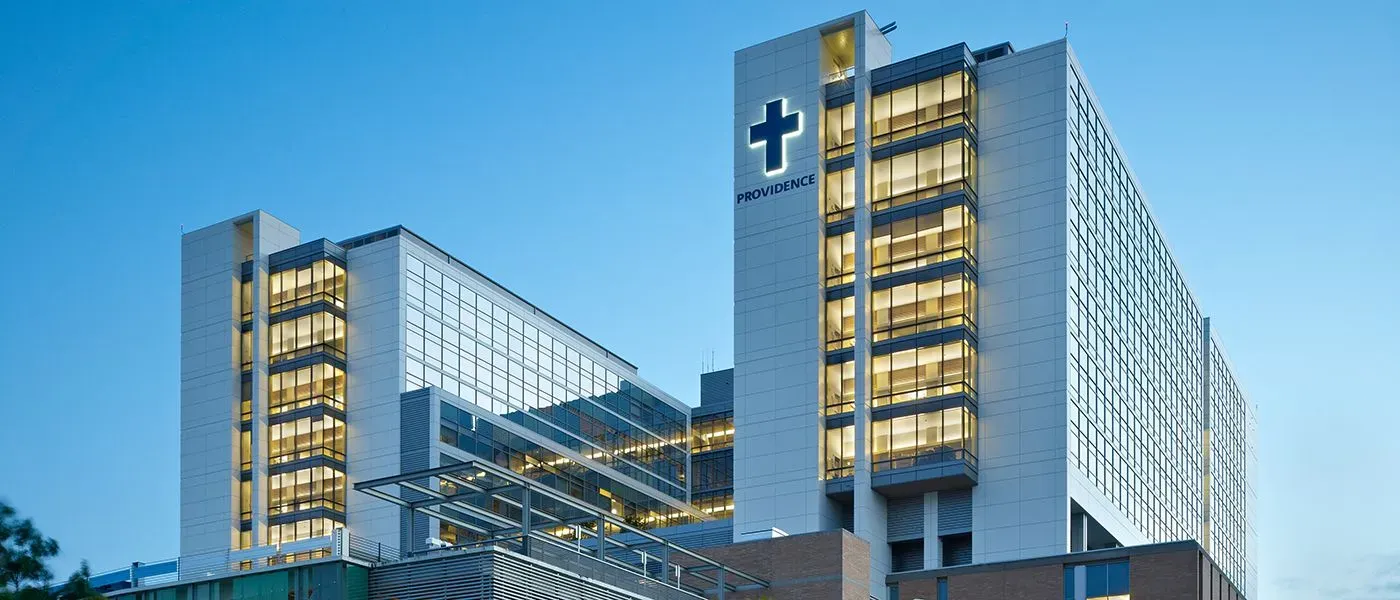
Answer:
872, 205, 976, 277
871, 71, 976, 147
269, 415, 346, 465
871, 139, 977, 212
825, 424, 855, 478
871, 274, 976, 342
438, 522, 490, 547
824, 104, 856, 158
267, 517, 342, 546
825, 167, 856, 221
239, 480, 251, 521
269, 260, 347, 314
240, 280, 252, 321
692, 414, 734, 452
871, 341, 976, 407
239, 429, 251, 471
825, 361, 855, 415
269, 363, 346, 414
241, 379, 252, 422
825, 296, 855, 351
871, 407, 977, 471
439, 407, 694, 530
268, 465, 345, 516
268, 312, 346, 363
826, 232, 855, 286
240, 330, 252, 370
692, 491, 733, 520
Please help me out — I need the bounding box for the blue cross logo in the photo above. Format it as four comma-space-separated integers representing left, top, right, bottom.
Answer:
749, 98, 802, 176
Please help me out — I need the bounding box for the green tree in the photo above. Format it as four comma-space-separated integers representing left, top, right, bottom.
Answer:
0, 502, 110, 600
57, 562, 101, 600
0, 501, 60, 593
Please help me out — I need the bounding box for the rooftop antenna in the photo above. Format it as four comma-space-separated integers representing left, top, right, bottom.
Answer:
879, 21, 897, 35
1064, 20, 1070, 39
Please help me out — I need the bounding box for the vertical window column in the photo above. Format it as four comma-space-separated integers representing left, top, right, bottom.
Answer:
264, 257, 348, 545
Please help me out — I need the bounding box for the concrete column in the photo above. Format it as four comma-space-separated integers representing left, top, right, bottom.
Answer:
1071, 512, 1088, 552
849, 13, 893, 599
520, 488, 532, 554
923, 492, 941, 569
249, 224, 270, 547
594, 515, 607, 559
247, 212, 300, 548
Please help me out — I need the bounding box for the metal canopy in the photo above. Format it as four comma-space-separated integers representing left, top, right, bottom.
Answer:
354, 459, 768, 598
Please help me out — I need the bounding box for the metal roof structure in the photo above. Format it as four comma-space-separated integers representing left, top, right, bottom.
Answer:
354, 458, 769, 598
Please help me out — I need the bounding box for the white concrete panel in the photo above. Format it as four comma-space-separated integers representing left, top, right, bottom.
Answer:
732, 18, 832, 540
345, 236, 407, 549
971, 40, 1072, 564
180, 211, 299, 557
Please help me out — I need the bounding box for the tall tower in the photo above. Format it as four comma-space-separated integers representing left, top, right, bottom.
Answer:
181, 211, 332, 560
734, 12, 982, 598
732, 12, 1253, 599
181, 214, 703, 570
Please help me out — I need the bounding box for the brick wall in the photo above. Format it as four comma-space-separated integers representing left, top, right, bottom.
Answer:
890, 542, 1237, 600
686, 530, 871, 600
1130, 548, 1200, 600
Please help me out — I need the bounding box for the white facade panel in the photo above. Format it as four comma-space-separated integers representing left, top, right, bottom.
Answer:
732, 20, 833, 539
971, 40, 1073, 564
180, 211, 299, 558
345, 234, 408, 550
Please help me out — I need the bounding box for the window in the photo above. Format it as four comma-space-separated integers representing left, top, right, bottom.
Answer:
269, 415, 346, 464
872, 205, 976, 277
241, 379, 252, 421
692, 413, 734, 452
871, 341, 976, 407
871, 274, 975, 342
269, 260, 347, 314
824, 103, 856, 158
692, 491, 733, 519
268, 465, 345, 516
825, 361, 855, 415
825, 424, 855, 478
440, 403, 693, 529
1065, 560, 1130, 600
825, 296, 855, 351
269, 364, 346, 413
240, 330, 252, 370
871, 71, 976, 147
239, 430, 251, 471
239, 480, 251, 521
938, 577, 948, 600
692, 453, 733, 494
826, 232, 855, 286
268, 312, 346, 363
870, 406, 976, 471
825, 167, 856, 221
870, 139, 976, 212
267, 517, 342, 546
240, 280, 252, 321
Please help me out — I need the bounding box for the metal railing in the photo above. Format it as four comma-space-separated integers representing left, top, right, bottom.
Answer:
825, 66, 856, 84
103, 530, 401, 595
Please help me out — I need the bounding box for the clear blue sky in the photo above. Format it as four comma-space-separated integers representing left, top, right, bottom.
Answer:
0, 1, 1395, 598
